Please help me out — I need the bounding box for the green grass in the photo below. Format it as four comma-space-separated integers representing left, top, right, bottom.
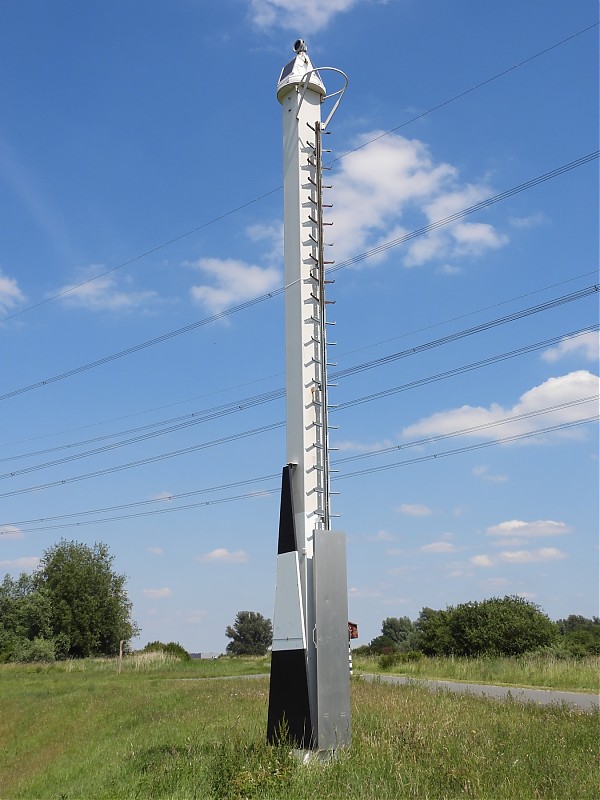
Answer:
0, 660, 597, 799
352, 652, 600, 692
0, 651, 271, 678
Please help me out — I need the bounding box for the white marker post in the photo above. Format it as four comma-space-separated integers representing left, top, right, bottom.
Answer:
267, 41, 351, 754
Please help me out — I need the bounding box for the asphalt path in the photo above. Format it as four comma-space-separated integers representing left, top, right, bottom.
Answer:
359, 673, 599, 712
177, 672, 598, 712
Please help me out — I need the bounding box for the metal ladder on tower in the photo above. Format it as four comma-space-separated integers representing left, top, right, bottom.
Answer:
307, 119, 339, 532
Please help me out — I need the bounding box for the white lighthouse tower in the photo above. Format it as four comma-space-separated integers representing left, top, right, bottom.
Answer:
267, 41, 351, 753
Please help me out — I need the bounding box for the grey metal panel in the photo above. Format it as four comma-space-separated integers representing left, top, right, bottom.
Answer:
313, 530, 351, 750
271, 551, 306, 651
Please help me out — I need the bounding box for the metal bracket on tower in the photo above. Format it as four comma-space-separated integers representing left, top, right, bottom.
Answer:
297, 67, 349, 130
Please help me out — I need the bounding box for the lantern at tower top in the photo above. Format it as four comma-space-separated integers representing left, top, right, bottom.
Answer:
276, 39, 326, 103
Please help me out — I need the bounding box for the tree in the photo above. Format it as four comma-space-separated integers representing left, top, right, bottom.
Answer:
368, 617, 417, 654
415, 596, 557, 657
225, 611, 272, 656
415, 607, 454, 656
34, 539, 139, 658
0, 574, 55, 662
556, 615, 600, 656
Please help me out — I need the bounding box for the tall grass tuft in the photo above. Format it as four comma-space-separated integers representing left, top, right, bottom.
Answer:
353, 651, 600, 692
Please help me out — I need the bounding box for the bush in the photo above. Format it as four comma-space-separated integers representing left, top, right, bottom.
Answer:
556, 616, 600, 656
379, 650, 423, 670
416, 596, 557, 657
141, 641, 191, 661
8, 636, 56, 663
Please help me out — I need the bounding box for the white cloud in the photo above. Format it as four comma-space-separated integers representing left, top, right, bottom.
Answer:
420, 541, 457, 553
189, 257, 280, 315
147, 547, 164, 556
142, 587, 172, 599
471, 548, 566, 567
437, 264, 463, 276
402, 371, 599, 443
0, 556, 39, 571
509, 211, 547, 228
248, 0, 361, 31
151, 491, 175, 501
0, 270, 25, 315
331, 133, 457, 265
486, 519, 572, 539
245, 222, 283, 258
196, 548, 249, 564
517, 592, 537, 600
450, 221, 508, 257
499, 547, 566, 564
473, 465, 508, 483
0, 525, 24, 539
542, 332, 599, 364
329, 132, 508, 270
55, 269, 157, 311
470, 555, 494, 567
398, 503, 433, 517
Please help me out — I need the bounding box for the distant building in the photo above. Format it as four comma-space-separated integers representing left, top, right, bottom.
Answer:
189, 652, 220, 660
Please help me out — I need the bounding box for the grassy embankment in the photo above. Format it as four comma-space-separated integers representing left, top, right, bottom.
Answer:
0, 653, 597, 799
351, 652, 600, 693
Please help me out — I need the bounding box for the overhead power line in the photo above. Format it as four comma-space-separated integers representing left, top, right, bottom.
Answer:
1, 154, 597, 404
332, 152, 600, 271
2, 268, 596, 450
331, 22, 600, 164
332, 286, 598, 379
335, 395, 599, 464
1, 318, 596, 482
4, 413, 597, 533
0, 422, 284, 500
336, 417, 598, 480
335, 325, 599, 412
1, 22, 595, 326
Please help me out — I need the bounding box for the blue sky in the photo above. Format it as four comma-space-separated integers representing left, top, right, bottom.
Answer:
0, 1, 598, 653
